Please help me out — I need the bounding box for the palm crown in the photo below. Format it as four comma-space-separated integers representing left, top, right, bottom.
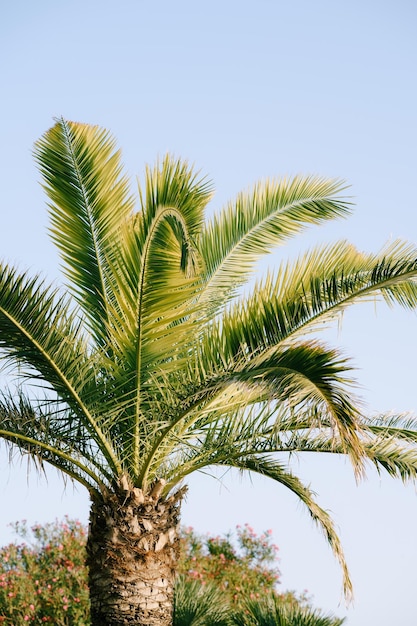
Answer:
2, 119, 417, 599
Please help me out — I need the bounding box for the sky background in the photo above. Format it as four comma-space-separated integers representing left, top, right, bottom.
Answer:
1, 1, 417, 623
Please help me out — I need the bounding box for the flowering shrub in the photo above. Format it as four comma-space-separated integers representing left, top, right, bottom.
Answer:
0, 517, 89, 625
178, 523, 288, 606
0, 518, 308, 624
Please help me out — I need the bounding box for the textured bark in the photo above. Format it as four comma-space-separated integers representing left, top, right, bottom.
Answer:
86, 479, 185, 626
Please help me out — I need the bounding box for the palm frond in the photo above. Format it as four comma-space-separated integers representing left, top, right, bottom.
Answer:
238, 342, 364, 473
198, 177, 351, 314
34, 118, 135, 348
136, 331, 364, 485
106, 158, 213, 477
174, 576, 232, 626
365, 413, 417, 443
272, 422, 417, 483
196, 240, 417, 380
0, 392, 107, 492
137, 155, 213, 261
0, 264, 121, 475
179, 289, 365, 471
361, 415, 417, 481
235, 594, 345, 626
215, 455, 353, 601
0, 265, 88, 400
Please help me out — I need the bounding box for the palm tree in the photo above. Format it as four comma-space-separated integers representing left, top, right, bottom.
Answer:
174, 577, 232, 626
232, 594, 345, 626
1, 119, 417, 625
174, 579, 345, 626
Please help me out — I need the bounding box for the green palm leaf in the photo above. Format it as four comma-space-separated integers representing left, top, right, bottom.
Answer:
0, 263, 121, 477
234, 594, 345, 626
198, 177, 351, 313
174, 576, 232, 626
141, 340, 361, 484
215, 455, 353, 600
212, 240, 417, 364
0, 392, 105, 491
34, 118, 135, 348
0, 265, 89, 400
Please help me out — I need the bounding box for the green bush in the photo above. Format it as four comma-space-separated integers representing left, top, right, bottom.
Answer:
0, 518, 89, 624
178, 524, 287, 606
0, 519, 341, 625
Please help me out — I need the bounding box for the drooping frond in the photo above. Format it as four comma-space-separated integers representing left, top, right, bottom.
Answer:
0, 391, 109, 493
236, 342, 364, 469
198, 176, 351, 314
34, 118, 135, 348
0, 264, 121, 475
157, 337, 363, 477
213, 455, 353, 600
0, 265, 89, 400
251, 411, 417, 484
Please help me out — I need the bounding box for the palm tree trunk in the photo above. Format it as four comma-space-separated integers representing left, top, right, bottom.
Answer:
86, 480, 185, 626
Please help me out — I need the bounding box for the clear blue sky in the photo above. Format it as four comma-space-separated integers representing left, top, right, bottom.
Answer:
1, 1, 416, 623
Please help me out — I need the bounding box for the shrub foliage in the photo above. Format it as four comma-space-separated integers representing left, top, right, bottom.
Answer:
0, 519, 341, 625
